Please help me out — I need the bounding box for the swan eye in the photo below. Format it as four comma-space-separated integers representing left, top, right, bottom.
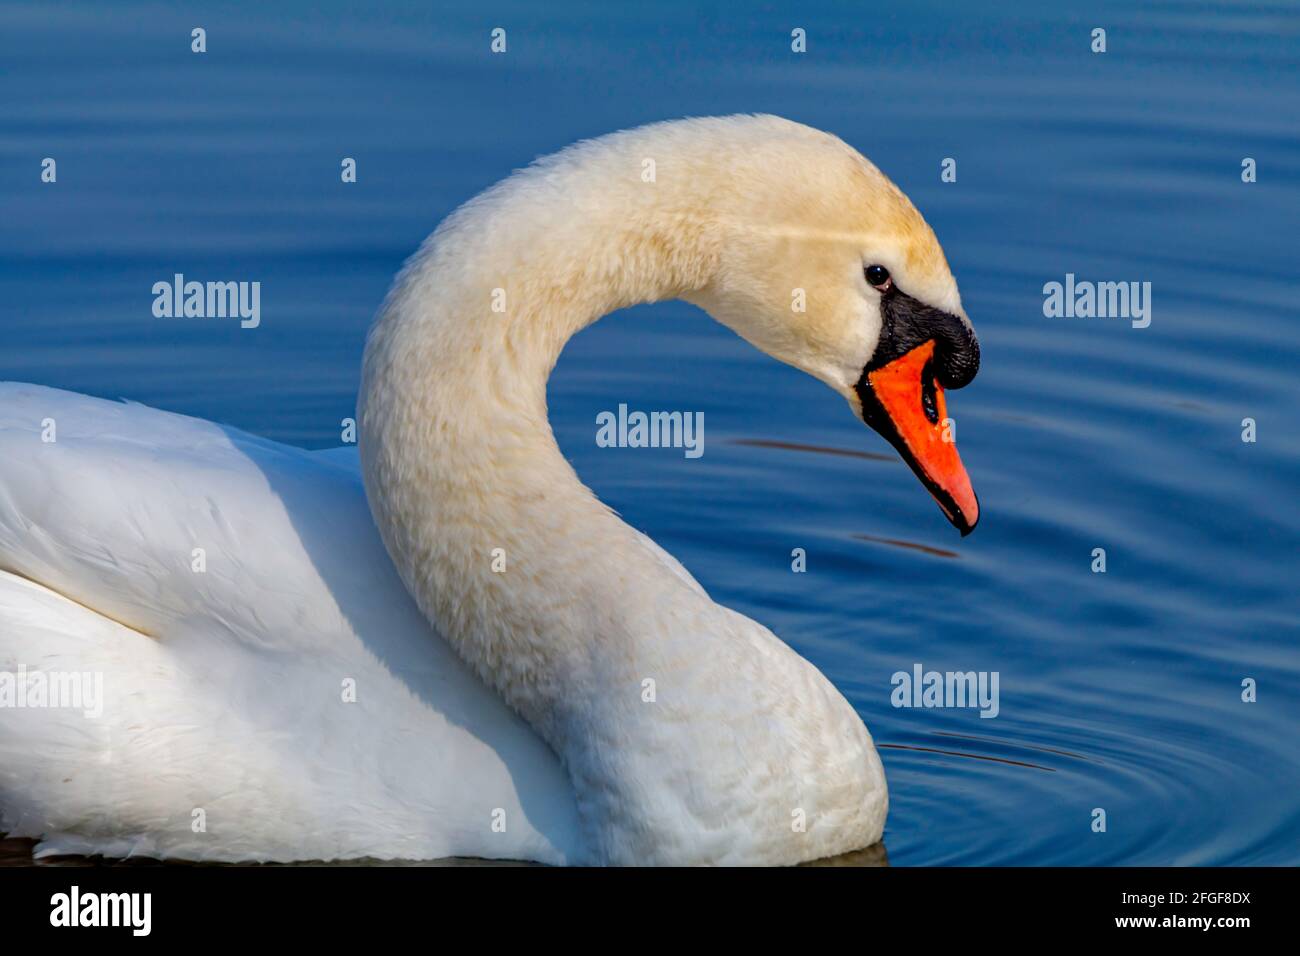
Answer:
865, 265, 891, 291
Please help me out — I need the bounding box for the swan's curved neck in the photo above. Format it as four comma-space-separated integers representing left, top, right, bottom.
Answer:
360, 149, 718, 681
358, 138, 881, 864
359, 145, 726, 848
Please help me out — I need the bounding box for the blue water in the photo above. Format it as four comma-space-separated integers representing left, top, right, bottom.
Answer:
2, 1, 1298, 865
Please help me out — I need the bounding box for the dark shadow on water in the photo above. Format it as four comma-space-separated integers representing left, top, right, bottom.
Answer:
878, 743, 1055, 773
852, 533, 959, 559
878, 730, 1103, 774
932, 730, 1100, 764
730, 438, 896, 463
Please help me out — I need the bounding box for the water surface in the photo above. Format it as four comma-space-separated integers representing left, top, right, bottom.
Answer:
1, 0, 1297, 865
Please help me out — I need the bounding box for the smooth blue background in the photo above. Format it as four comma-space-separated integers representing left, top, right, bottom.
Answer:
2, 1, 1297, 864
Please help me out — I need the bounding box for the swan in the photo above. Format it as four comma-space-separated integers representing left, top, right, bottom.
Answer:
0, 115, 979, 866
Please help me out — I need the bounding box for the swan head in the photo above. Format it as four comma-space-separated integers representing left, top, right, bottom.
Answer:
681, 116, 981, 534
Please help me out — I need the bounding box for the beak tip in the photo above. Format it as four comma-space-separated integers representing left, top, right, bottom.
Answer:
958, 496, 980, 536
947, 493, 979, 536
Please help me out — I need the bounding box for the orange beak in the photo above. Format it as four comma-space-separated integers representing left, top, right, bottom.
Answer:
860, 340, 979, 535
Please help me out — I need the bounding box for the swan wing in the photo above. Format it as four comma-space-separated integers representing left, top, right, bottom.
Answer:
0, 383, 578, 863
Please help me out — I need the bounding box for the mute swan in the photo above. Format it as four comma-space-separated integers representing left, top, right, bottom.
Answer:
0, 115, 979, 866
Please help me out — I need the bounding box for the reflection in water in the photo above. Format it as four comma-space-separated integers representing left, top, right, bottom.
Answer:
0, 835, 536, 867
804, 843, 890, 867
2, 834, 888, 867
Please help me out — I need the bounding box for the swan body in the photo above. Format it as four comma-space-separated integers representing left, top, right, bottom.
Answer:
0, 115, 980, 865
0, 385, 579, 863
